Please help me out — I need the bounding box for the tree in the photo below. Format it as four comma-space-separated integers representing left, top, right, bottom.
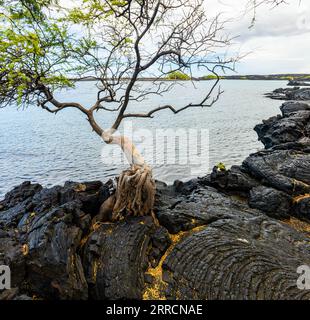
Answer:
0, 0, 288, 221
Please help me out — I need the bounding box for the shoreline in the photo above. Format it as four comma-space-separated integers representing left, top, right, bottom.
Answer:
70, 74, 310, 82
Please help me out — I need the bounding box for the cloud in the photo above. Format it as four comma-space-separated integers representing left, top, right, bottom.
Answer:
204, 0, 310, 74
58, 0, 310, 75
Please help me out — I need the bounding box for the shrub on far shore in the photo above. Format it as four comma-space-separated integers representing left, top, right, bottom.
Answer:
202, 74, 223, 80
166, 71, 191, 80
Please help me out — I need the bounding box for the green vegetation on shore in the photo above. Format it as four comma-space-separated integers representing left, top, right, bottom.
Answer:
202, 74, 223, 80
165, 71, 191, 80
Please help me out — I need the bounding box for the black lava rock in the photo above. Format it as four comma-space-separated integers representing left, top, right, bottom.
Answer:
1, 100, 310, 300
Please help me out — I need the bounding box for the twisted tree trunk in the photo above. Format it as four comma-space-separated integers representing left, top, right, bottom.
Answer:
101, 131, 156, 221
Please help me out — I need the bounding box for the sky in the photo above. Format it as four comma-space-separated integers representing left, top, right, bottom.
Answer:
205, 0, 310, 74
59, 0, 310, 75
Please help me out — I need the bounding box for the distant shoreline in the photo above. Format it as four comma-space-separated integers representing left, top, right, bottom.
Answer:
70, 74, 310, 82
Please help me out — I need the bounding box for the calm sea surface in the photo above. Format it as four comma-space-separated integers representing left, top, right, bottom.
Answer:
0, 80, 286, 198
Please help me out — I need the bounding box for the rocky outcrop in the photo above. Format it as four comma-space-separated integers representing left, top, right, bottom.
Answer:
254, 102, 310, 149
288, 80, 310, 87
82, 216, 170, 300
162, 215, 309, 300
248, 186, 292, 218
266, 87, 310, 101
1, 102, 310, 300
209, 101, 310, 220
0, 181, 112, 300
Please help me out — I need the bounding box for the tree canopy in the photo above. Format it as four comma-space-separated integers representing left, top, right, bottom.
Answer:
0, 0, 291, 128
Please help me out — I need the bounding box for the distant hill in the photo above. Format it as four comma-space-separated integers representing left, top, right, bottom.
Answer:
201, 74, 310, 81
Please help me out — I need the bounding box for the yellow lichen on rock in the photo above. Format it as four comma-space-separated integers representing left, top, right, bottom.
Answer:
293, 193, 310, 203
142, 244, 171, 300
79, 235, 89, 248
91, 221, 103, 231
74, 183, 87, 192
143, 225, 207, 300
92, 259, 100, 283
21, 244, 29, 256
283, 217, 310, 237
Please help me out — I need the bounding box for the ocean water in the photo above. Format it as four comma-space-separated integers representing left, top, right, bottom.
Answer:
0, 80, 286, 198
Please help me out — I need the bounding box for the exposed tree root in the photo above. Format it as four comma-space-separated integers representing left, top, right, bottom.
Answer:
99, 133, 157, 222
111, 164, 156, 221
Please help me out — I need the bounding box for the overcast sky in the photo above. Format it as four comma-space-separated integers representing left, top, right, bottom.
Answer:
205, 0, 310, 74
